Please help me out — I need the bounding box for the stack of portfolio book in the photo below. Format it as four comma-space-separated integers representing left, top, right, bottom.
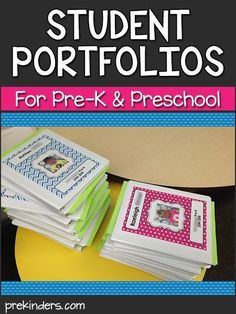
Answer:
99, 180, 217, 281
1, 128, 111, 251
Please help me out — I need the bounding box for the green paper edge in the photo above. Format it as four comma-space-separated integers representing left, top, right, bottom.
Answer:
77, 188, 95, 221
69, 180, 105, 222
86, 195, 111, 247
211, 201, 218, 265
74, 181, 108, 231
98, 181, 128, 251
77, 189, 110, 238
77, 189, 110, 237
1, 128, 45, 157
80, 181, 108, 221
66, 168, 108, 214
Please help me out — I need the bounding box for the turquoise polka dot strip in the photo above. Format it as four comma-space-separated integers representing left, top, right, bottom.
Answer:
1, 112, 235, 127
1, 281, 235, 295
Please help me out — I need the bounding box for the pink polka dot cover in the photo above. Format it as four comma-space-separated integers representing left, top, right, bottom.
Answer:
111, 181, 216, 265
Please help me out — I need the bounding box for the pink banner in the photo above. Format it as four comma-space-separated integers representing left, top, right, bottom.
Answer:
1, 87, 235, 111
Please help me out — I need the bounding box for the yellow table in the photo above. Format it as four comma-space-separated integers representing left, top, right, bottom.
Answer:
15, 180, 205, 281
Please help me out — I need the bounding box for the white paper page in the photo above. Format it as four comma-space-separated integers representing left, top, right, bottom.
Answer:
1, 180, 65, 218
7, 207, 73, 233
8, 210, 78, 241
102, 245, 198, 278
12, 218, 80, 250
100, 250, 193, 281
112, 241, 210, 269
104, 240, 202, 274
2, 190, 71, 225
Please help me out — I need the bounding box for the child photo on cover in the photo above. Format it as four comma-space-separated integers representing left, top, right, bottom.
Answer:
40, 154, 69, 174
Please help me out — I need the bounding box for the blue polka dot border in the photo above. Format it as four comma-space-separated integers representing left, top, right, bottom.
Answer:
1, 281, 235, 296
1, 112, 235, 127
